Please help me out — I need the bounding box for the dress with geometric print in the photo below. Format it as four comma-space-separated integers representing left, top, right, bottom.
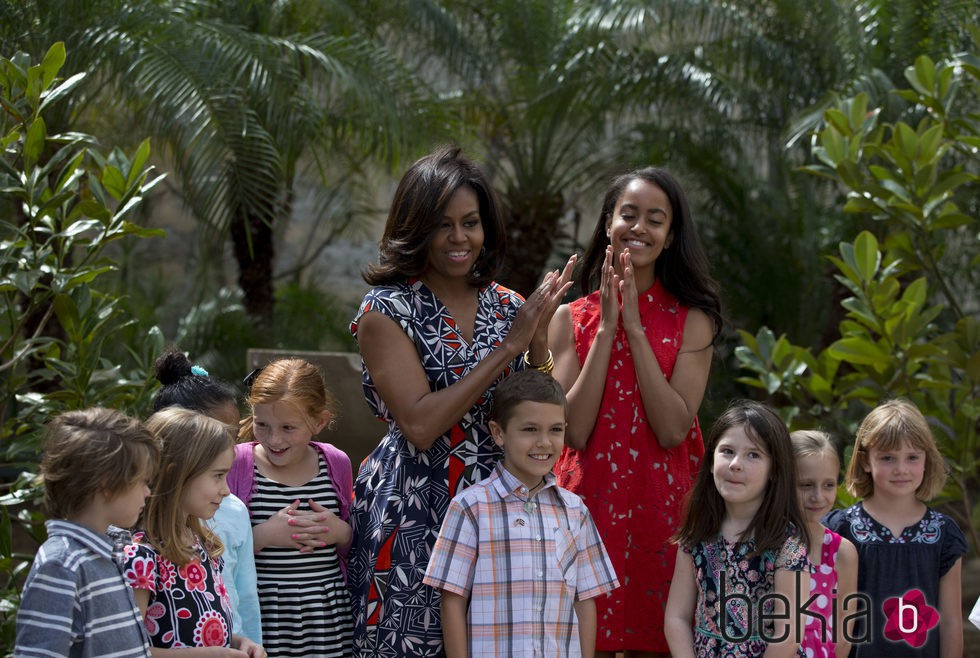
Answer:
123, 532, 233, 649
347, 279, 524, 657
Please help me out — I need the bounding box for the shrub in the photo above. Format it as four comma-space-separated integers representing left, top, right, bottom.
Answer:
0, 42, 163, 647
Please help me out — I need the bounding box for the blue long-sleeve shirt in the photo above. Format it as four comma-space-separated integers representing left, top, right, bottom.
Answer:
211, 493, 263, 644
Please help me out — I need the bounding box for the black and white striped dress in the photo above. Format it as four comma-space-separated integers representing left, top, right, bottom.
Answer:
250, 454, 353, 657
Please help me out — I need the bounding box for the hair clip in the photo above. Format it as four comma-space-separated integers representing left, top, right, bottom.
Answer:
243, 367, 263, 391
190, 365, 209, 377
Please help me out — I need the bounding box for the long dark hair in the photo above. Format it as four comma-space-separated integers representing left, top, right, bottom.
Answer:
674, 400, 808, 556
363, 146, 506, 287
579, 166, 722, 339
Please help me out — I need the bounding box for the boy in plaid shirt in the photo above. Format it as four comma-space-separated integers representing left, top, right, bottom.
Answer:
424, 370, 619, 657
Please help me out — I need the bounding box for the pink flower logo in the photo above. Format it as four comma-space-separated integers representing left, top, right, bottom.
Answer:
178, 559, 208, 592
194, 610, 229, 646
882, 589, 939, 647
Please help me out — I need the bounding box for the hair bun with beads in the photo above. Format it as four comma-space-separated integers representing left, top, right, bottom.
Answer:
154, 349, 195, 386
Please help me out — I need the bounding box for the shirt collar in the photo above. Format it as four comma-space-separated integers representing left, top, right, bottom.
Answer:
45, 519, 119, 560
490, 461, 557, 501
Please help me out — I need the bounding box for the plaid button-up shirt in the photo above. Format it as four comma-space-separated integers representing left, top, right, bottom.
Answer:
424, 463, 619, 657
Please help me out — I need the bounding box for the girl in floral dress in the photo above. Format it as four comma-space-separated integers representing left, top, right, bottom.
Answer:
550, 166, 722, 657
665, 401, 810, 658
124, 407, 264, 657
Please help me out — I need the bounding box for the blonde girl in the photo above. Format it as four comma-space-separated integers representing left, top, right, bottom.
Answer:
124, 407, 265, 657
664, 400, 810, 658
824, 399, 967, 658
227, 358, 353, 658
790, 430, 858, 658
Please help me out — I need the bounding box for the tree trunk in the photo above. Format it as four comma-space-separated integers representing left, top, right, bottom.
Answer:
230, 208, 275, 343
499, 189, 565, 296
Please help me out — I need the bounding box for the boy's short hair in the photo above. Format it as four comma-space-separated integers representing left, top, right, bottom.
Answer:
41, 407, 159, 520
491, 370, 568, 429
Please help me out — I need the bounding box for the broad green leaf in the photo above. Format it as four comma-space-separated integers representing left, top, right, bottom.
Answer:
931, 211, 973, 230
53, 151, 85, 193
847, 93, 870, 133
825, 109, 851, 136
756, 327, 777, 363
101, 165, 126, 199
38, 42, 66, 90
75, 199, 112, 222
843, 195, 880, 214
900, 278, 927, 308
851, 232, 880, 283
893, 122, 919, 163
966, 352, 980, 383
841, 297, 877, 327
25, 61, 42, 105
916, 124, 944, 166
820, 126, 845, 164
52, 293, 80, 339
827, 337, 891, 367
11, 270, 42, 295
66, 266, 113, 288
126, 139, 152, 188
734, 377, 767, 390
23, 117, 46, 172
869, 164, 897, 182
38, 71, 87, 113
911, 55, 936, 95
60, 219, 103, 238
119, 222, 165, 239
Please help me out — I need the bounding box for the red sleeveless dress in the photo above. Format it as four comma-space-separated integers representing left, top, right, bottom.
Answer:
554, 280, 705, 652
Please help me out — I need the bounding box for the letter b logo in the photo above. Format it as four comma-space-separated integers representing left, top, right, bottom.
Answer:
897, 596, 918, 634
882, 589, 938, 648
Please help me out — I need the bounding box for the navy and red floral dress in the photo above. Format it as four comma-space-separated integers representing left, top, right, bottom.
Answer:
347, 280, 524, 657
123, 531, 233, 648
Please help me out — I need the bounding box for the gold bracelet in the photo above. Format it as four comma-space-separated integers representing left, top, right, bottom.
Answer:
523, 349, 554, 374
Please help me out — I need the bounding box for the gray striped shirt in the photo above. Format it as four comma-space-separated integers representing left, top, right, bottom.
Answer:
14, 520, 151, 658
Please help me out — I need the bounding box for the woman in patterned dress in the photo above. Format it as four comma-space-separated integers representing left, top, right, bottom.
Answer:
348, 146, 572, 657
550, 167, 722, 657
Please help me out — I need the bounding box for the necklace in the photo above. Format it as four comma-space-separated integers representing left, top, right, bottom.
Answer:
523, 477, 547, 513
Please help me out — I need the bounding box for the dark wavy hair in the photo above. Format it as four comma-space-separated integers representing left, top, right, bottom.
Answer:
152, 347, 237, 414
579, 166, 722, 340
674, 400, 808, 556
363, 146, 506, 287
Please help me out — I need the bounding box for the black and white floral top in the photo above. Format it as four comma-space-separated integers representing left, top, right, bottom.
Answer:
824, 503, 966, 658
123, 532, 232, 649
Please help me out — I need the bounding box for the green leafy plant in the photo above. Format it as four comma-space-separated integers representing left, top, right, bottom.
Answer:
0, 42, 164, 649
735, 49, 979, 549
